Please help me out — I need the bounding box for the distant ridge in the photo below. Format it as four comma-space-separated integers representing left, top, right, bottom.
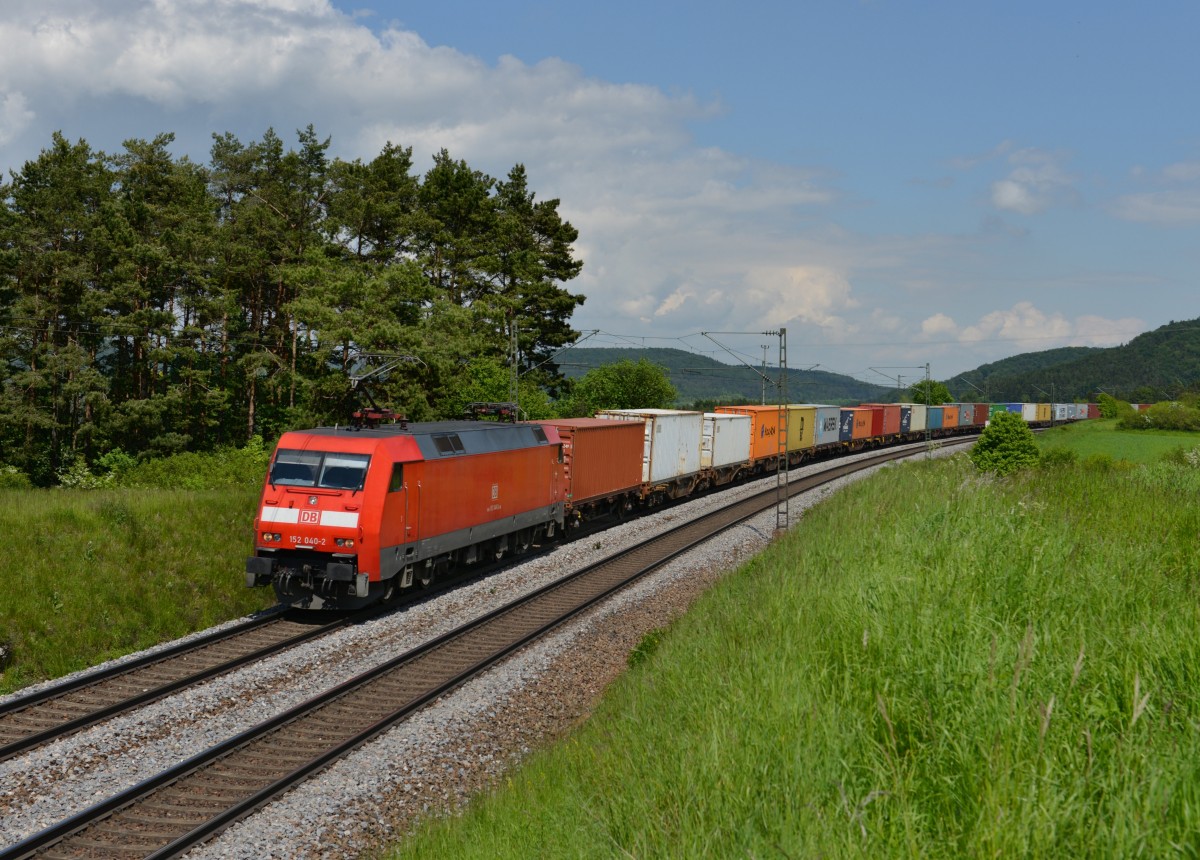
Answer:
558, 347, 892, 406
561, 317, 1200, 407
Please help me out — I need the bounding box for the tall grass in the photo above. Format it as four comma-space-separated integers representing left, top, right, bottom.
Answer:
391, 454, 1200, 858
0, 488, 274, 694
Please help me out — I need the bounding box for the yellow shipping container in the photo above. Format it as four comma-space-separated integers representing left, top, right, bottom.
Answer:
786, 405, 817, 453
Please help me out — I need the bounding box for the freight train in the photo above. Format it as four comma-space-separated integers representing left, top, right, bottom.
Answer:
246, 400, 1093, 609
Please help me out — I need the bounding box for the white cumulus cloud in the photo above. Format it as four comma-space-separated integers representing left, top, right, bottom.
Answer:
989, 148, 1076, 215
939, 302, 1142, 351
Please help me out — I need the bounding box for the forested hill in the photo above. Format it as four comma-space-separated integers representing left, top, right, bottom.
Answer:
949, 318, 1200, 402
560, 348, 892, 405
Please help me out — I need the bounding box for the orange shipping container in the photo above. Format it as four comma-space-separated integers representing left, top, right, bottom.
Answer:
941, 405, 960, 427
716, 405, 786, 462
839, 407, 873, 440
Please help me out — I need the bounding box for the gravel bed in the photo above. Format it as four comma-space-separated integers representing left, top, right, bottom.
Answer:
0, 442, 958, 856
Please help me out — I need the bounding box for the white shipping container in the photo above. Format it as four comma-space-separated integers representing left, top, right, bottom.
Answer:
1053, 403, 1070, 421
1022, 403, 1038, 423
596, 409, 703, 483
898, 402, 928, 433
702, 412, 752, 468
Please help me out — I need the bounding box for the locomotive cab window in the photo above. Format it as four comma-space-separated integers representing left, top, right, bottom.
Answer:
317, 453, 371, 490
270, 449, 370, 490
269, 449, 321, 486
389, 463, 404, 492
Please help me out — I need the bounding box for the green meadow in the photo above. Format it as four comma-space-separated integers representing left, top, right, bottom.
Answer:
1036, 416, 1200, 463
0, 488, 273, 694
391, 426, 1200, 858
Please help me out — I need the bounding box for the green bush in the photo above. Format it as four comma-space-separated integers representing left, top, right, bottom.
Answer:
0, 465, 33, 489
1119, 401, 1200, 431
114, 437, 270, 490
969, 410, 1040, 475
1038, 447, 1078, 469
1161, 445, 1200, 468
57, 456, 114, 490
1080, 452, 1132, 473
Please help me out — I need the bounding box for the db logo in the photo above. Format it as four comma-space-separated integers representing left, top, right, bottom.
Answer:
300, 510, 320, 524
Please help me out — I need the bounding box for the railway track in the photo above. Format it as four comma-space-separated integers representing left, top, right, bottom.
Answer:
0, 612, 352, 764
0, 441, 962, 860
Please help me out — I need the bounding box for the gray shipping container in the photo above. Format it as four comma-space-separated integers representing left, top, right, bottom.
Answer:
702, 412, 752, 468
596, 409, 704, 483
814, 405, 842, 447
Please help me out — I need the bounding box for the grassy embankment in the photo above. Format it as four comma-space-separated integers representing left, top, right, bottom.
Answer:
0, 487, 274, 695
391, 424, 1200, 857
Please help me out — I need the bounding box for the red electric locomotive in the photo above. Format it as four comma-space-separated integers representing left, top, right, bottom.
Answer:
246, 421, 565, 609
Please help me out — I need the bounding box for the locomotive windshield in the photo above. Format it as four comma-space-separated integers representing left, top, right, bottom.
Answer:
270, 449, 371, 490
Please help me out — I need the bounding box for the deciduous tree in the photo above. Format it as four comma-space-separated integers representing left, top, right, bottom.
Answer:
562, 358, 677, 416
969, 410, 1039, 475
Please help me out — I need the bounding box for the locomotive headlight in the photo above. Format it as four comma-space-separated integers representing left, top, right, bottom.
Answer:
261, 532, 273, 542
273, 533, 282, 542
336, 538, 355, 548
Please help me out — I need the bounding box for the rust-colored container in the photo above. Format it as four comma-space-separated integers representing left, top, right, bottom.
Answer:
1086, 403, 1100, 419
716, 405, 786, 462
540, 418, 645, 505
971, 403, 990, 425
859, 403, 901, 436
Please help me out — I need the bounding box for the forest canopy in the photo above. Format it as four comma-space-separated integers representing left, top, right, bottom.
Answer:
0, 128, 585, 483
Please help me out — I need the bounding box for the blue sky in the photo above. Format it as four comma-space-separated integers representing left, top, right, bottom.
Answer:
1, 1, 1197, 383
